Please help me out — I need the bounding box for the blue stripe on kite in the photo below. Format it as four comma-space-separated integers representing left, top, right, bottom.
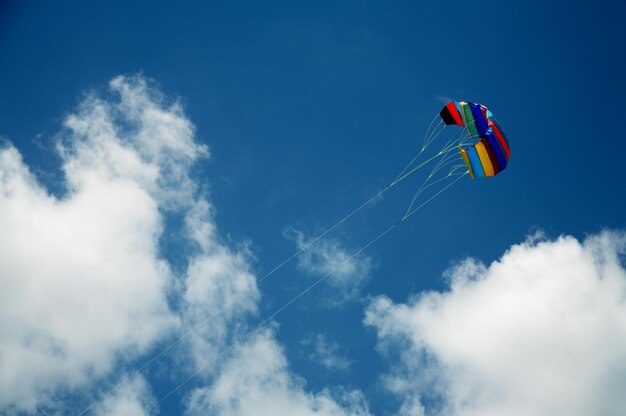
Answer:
455, 101, 463, 116
470, 103, 489, 136
486, 131, 507, 171
491, 119, 510, 150
466, 146, 485, 177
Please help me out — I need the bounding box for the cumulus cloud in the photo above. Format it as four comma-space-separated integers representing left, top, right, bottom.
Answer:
60, 75, 208, 210
0, 76, 193, 412
180, 198, 260, 374
92, 375, 154, 416
0, 75, 258, 413
286, 229, 373, 305
0, 75, 368, 416
186, 329, 370, 416
365, 231, 626, 416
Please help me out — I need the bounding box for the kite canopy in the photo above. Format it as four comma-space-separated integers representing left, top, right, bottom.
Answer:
439, 101, 510, 179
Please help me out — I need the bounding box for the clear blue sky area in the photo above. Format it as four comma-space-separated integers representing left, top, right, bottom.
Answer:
1, 1, 625, 414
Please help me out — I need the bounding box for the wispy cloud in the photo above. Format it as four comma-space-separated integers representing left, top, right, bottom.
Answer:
434, 95, 454, 104
286, 229, 373, 305
301, 333, 351, 372
365, 231, 626, 416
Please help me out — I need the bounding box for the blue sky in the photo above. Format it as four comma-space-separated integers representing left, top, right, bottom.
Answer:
1, 1, 626, 415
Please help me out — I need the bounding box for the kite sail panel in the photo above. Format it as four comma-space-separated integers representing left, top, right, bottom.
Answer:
439, 101, 510, 179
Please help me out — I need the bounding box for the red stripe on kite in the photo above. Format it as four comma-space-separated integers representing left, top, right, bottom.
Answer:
446, 102, 464, 126
489, 121, 511, 159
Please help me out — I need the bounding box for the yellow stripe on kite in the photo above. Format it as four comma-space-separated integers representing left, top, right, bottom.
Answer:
459, 148, 474, 179
475, 142, 495, 176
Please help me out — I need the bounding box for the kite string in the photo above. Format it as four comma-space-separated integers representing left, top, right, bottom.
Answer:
423, 119, 445, 149
79, 113, 466, 415
404, 171, 468, 220
403, 154, 463, 217
390, 106, 483, 189
428, 150, 464, 179
389, 144, 459, 187
404, 169, 465, 218
392, 114, 484, 189
82, 137, 450, 413
392, 108, 470, 187
153, 166, 466, 409
154, 221, 400, 408
423, 113, 443, 147
391, 114, 442, 186
391, 117, 481, 188
77, 185, 389, 416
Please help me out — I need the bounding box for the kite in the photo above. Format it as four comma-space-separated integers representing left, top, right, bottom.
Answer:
86, 100, 511, 411
388, 100, 510, 218
439, 101, 510, 179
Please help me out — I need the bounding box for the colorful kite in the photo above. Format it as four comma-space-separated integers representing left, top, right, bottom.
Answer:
439, 101, 510, 179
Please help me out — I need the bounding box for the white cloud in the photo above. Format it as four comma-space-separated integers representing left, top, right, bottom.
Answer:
0, 74, 367, 416
396, 397, 426, 416
180, 198, 260, 374
0, 74, 253, 413
60, 75, 208, 210
186, 329, 370, 416
92, 375, 154, 416
365, 231, 626, 416
302, 334, 351, 372
0, 75, 193, 411
286, 229, 373, 305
